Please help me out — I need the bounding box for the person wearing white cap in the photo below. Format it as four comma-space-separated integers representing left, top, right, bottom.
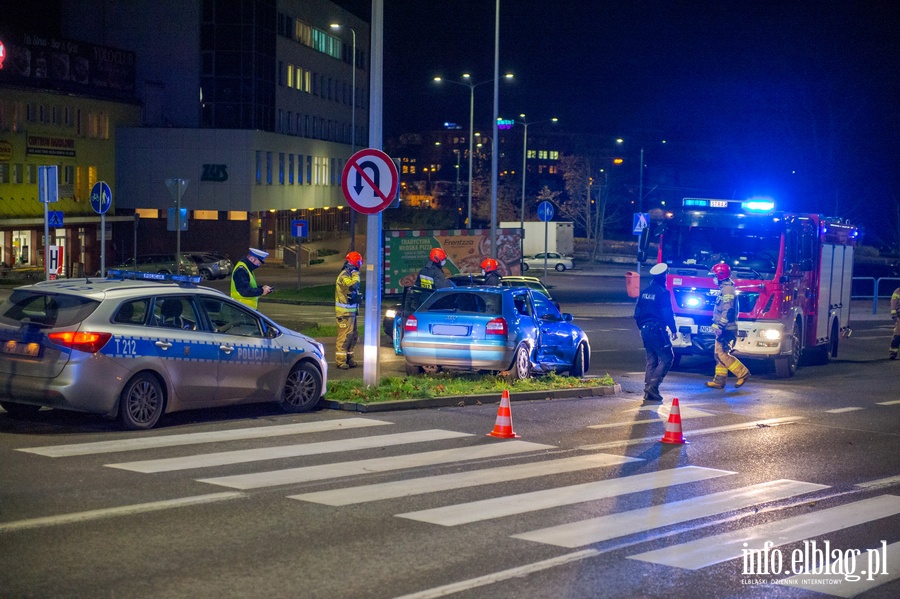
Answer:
633, 263, 678, 401
230, 248, 273, 310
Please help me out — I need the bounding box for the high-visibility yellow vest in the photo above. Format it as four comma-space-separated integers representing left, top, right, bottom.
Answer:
230, 262, 259, 309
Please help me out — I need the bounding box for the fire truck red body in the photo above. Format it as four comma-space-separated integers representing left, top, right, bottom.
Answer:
656, 198, 857, 377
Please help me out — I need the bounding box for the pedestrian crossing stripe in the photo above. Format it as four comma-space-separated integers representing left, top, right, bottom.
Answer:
17, 418, 394, 457
106, 429, 472, 473
511, 479, 828, 548
289, 453, 643, 506
587, 405, 716, 430
628, 494, 900, 570
396, 466, 735, 527
197, 440, 555, 490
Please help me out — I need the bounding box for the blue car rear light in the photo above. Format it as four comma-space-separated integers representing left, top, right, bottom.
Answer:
486, 317, 508, 335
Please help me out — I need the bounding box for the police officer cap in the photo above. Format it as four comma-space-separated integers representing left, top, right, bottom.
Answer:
249, 248, 269, 262
650, 263, 668, 276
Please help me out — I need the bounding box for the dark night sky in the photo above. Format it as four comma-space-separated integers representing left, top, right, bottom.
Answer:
336, 0, 900, 246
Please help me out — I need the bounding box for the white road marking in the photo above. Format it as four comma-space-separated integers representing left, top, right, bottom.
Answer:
825, 407, 864, 413
512, 479, 828, 548
0, 492, 244, 533
587, 406, 716, 430
856, 475, 900, 489
197, 441, 554, 490
628, 494, 900, 570
394, 549, 600, 599
396, 466, 735, 527
107, 429, 472, 473
578, 416, 806, 450
876, 400, 900, 406
17, 418, 393, 457
775, 540, 900, 597
289, 453, 642, 506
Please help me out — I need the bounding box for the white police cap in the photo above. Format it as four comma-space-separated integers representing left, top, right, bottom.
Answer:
649, 263, 668, 276
249, 248, 269, 262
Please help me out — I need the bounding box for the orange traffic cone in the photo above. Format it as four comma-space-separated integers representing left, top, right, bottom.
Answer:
660, 397, 686, 444
487, 390, 520, 438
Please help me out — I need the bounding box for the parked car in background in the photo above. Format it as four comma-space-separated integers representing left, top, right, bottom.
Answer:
400, 286, 589, 379
191, 251, 234, 278
0, 271, 327, 429
522, 252, 574, 272
113, 253, 199, 277
186, 252, 232, 280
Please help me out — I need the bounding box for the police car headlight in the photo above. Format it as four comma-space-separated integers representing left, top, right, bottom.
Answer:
760, 329, 781, 340
385, 309, 397, 319
684, 295, 702, 308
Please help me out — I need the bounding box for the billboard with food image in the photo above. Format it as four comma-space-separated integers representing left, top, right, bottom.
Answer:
383, 228, 522, 294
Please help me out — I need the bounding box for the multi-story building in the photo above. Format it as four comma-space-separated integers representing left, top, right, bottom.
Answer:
0, 29, 141, 274
0, 0, 370, 275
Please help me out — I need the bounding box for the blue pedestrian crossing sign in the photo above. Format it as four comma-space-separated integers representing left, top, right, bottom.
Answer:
633, 212, 650, 235
48, 211, 64, 228
90, 181, 112, 214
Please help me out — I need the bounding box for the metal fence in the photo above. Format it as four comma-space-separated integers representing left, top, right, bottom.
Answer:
852, 277, 900, 314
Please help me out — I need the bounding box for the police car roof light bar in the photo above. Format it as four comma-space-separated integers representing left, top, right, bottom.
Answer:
106, 269, 202, 285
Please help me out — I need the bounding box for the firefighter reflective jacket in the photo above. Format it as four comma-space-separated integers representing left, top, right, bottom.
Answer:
712, 278, 738, 331
335, 263, 361, 316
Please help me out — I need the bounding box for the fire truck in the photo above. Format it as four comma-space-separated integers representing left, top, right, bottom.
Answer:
646, 198, 858, 378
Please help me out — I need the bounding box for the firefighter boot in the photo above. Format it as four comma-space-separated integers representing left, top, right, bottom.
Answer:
706, 367, 727, 389
644, 385, 663, 402
890, 336, 899, 360
347, 354, 359, 368
729, 360, 751, 387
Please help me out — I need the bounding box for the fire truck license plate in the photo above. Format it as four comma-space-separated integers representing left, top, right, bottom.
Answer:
698, 325, 714, 334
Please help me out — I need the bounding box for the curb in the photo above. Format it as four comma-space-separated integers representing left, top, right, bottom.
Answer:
321, 384, 622, 412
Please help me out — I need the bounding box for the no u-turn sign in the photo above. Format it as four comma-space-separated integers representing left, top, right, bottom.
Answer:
341, 149, 399, 214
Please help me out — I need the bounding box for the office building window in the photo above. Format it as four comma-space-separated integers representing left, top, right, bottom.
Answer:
306, 155, 312, 185
266, 151, 273, 185
279, 153, 285, 184
288, 154, 294, 184
12, 164, 23, 184
297, 154, 304, 185
256, 151, 262, 184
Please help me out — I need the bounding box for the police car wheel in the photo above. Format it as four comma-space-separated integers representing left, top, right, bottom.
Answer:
281, 362, 322, 413
119, 373, 165, 430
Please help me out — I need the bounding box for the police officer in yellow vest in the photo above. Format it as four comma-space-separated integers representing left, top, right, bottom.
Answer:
230, 248, 273, 310
335, 251, 363, 369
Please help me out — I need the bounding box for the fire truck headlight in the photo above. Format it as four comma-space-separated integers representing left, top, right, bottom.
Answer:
760, 328, 781, 340
685, 295, 702, 308
385, 309, 397, 319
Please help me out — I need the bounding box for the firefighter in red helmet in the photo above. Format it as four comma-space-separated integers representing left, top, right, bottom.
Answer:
335, 251, 363, 369
706, 263, 751, 388
415, 247, 454, 290
481, 258, 502, 286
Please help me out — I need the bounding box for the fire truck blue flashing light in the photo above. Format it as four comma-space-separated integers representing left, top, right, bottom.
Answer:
684, 295, 703, 308
741, 199, 776, 212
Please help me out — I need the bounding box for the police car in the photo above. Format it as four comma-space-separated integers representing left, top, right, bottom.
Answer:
0, 271, 327, 429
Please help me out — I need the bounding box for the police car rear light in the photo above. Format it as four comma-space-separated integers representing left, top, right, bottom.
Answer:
486, 317, 508, 335
48, 331, 112, 353
405, 316, 418, 332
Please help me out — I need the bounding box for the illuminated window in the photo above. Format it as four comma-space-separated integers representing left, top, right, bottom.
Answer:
297, 154, 304, 185
227, 211, 248, 221
266, 152, 273, 185
279, 153, 285, 184
88, 166, 97, 189
549, 151, 559, 160
527, 150, 536, 159
287, 63, 293, 88
193, 210, 218, 220
255, 151, 262, 184
288, 154, 294, 184
538, 150, 548, 160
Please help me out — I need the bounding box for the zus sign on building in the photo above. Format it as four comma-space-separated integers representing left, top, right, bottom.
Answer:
201, 164, 228, 182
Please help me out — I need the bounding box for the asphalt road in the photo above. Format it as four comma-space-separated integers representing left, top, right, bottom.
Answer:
1, 268, 898, 599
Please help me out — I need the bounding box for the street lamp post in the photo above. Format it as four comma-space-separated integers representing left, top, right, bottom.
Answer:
331, 23, 357, 249
515, 114, 557, 260
433, 72, 512, 228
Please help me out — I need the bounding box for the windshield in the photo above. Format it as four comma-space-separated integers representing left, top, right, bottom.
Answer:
661, 214, 782, 280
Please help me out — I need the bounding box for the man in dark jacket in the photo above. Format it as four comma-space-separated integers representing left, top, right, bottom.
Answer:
415, 248, 454, 290
633, 263, 678, 401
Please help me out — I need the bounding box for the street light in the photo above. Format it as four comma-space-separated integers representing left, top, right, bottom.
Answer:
515, 114, 557, 260
330, 23, 357, 249
433, 72, 512, 228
